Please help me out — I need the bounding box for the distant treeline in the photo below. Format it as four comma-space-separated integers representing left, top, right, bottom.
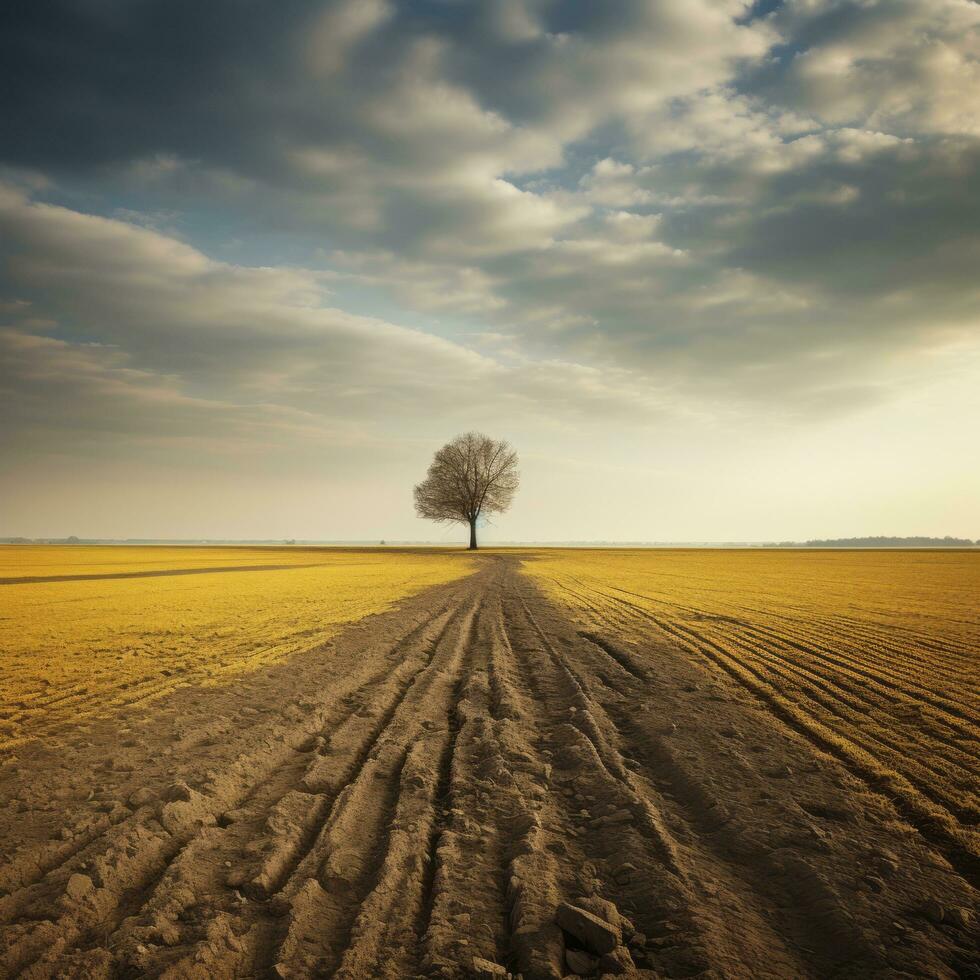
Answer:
771, 536, 977, 548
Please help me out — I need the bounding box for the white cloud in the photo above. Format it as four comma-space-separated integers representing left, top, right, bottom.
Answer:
1, 0, 979, 524
762, 0, 980, 136
0, 185, 674, 465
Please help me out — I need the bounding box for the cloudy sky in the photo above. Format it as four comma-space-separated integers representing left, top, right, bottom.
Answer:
1, 0, 978, 542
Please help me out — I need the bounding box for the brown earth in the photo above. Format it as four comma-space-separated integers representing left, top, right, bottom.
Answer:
0, 556, 976, 979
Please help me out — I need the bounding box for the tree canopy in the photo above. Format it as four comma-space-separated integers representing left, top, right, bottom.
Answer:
414, 432, 519, 549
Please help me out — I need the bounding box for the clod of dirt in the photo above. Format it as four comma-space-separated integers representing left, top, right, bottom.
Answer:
472, 954, 510, 977
218, 807, 249, 826
578, 896, 632, 941
127, 787, 156, 808
565, 947, 599, 974
64, 873, 94, 902
598, 945, 635, 975
167, 780, 194, 802
945, 906, 972, 930
225, 867, 249, 888
556, 902, 621, 955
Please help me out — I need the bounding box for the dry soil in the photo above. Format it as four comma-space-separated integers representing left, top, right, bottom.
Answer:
0, 554, 976, 979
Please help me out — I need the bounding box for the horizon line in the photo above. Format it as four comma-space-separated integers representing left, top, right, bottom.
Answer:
2, 536, 978, 548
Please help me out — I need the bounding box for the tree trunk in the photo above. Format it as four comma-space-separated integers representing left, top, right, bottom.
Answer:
468, 518, 477, 550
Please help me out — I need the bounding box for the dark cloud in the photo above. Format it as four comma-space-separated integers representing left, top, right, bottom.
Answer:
1, 1, 316, 171
1, 0, 979, 466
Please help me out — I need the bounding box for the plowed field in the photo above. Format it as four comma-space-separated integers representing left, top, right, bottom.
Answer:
0, 546, 472, 753
0, 548, 976, 978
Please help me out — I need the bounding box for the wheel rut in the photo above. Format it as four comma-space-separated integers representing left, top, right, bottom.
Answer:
1, 556, 975, 979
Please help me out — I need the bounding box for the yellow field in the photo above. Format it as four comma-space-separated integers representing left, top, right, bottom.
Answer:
524, 547, 980, 863
1, 547, 977, 976
0, 546, 473, 752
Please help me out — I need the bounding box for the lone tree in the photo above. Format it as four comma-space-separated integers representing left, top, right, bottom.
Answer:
414, 432, 519, 550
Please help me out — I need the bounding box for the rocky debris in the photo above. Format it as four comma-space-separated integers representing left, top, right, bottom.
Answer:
217, 807, 249, 826
557, 902, 621, 956
64, 872, 94, 902
471, 955, 511, 977
589, 808, 633, 829
598, 945, 636, 975
128, 787, 156, 808
556, 896, 644, 976
565, 948, 599, 974
167, 780, 194, 802
579, 896, 634, 942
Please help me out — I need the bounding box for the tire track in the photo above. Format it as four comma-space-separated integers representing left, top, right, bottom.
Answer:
552, 576, 980, 846
564, 574, 980, 727
144, 593, 474, 979
605, 594, 980, 887
3, 555, 975, 979
0, 589, 469, 978
269, 595, 482, 978
504, 582, 858, 980
513, 569, 976, 976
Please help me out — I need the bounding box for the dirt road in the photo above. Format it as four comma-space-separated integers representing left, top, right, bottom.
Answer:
0, 556, 976, 978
